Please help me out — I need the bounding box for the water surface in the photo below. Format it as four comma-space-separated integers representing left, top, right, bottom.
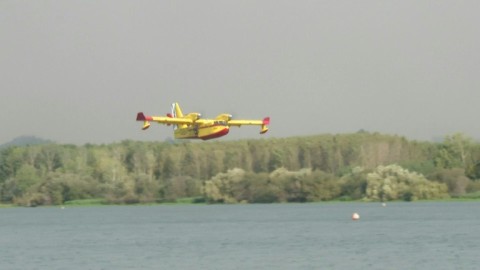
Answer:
1, 202, 479, 269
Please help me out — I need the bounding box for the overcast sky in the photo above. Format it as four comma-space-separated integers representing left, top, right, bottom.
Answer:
1, 1, 479, 145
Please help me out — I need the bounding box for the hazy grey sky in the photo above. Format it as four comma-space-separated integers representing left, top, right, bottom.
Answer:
2, 1, 479, 145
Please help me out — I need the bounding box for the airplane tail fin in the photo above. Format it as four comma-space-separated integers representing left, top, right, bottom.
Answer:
136, 112, 152, 130
136, 112, 146, 121
171, 102, 184, 118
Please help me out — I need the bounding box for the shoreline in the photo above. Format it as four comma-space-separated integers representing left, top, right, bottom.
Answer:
2, 197, 480, 208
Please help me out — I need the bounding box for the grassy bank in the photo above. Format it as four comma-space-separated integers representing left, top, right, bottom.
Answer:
64, 199, 108, 206
62, 197, 206, 206
3, 196, 479, 208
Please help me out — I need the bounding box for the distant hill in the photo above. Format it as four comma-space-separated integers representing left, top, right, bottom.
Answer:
0, 136, 53, 149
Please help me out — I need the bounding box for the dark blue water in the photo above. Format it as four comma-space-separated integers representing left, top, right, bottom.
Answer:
1, 202, 479, 269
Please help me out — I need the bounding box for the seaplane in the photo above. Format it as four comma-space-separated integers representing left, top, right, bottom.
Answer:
136, 102, 270, 140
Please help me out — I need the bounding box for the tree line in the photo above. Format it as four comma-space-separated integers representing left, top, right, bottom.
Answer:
1, 132, 479, 206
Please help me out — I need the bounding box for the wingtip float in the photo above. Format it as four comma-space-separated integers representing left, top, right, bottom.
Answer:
136, 103, 270, 140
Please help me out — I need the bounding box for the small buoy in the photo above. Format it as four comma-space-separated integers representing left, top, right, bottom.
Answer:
352, 212, 360, 220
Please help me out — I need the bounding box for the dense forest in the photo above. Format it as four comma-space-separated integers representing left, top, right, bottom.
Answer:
1, 132, 480, 206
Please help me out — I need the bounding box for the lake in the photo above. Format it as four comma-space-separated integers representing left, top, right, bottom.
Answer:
1, 202, 479, 269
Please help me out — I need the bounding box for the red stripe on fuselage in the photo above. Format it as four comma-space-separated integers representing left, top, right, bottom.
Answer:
200, 127, 229, 140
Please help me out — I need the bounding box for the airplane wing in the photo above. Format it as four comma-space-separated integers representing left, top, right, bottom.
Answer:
228, 119, 264, 126
228, 117, 270, 134
136, 112, 193, 130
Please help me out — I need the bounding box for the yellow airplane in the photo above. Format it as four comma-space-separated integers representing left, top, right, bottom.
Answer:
136, 102, 270, 140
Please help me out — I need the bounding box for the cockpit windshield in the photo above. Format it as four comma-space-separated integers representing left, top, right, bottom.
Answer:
214, 121, 227, 126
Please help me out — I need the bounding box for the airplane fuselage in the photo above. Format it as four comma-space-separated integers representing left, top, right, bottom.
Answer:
174, 121, 229, 140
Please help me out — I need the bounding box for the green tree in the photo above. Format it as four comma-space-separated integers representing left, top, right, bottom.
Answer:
428, 168, 470, 196
365, 164, 449, 201
0, 147, 24, 182
339, 167, 368, 200
134, 173, 160, 203
181, 147, 199, 177
435, 133, 473, 169
161, 155, 177, 179
14, 164, 40, 196
268, 149, 284, 171
38, 144, 63, 173
204, 168, 246, 203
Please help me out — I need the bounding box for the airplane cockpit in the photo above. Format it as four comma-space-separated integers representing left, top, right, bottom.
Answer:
213, 120, 227, 126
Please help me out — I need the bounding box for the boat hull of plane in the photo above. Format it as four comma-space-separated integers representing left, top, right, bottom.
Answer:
174, 125, 229, 140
